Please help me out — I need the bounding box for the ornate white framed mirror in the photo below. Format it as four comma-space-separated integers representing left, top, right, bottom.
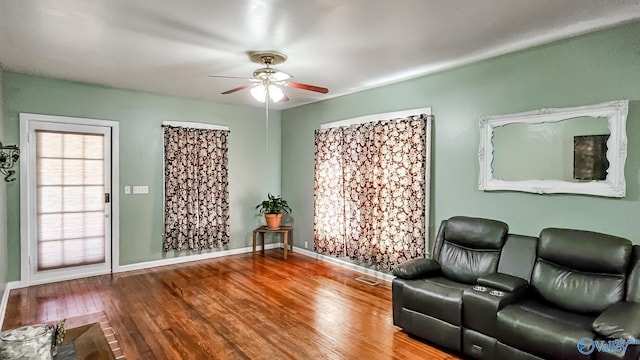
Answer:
478, 100, 628, 197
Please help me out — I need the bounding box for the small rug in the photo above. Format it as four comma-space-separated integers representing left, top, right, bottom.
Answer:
50, 312, 125, 359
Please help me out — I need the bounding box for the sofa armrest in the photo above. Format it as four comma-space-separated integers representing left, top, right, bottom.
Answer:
593, 302, 640, 340
392, 258, 440, 280
477, 272, 528, 293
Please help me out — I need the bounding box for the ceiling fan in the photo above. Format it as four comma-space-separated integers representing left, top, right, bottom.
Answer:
209, 51, 329, 151
209, 51, 329, 103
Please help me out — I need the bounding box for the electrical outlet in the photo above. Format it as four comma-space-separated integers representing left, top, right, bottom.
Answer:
124, 186, 131, 195
304, 241, 308, 249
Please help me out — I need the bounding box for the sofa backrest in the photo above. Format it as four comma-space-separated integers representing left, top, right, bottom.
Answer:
497, 234, 538, 282
433, 216, 508, 284
532, 228, 632, 313
628, 245, 640, 303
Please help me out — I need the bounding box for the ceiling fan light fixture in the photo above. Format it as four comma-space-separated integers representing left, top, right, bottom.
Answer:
250, 85, 266, 102
271, 71, 291, 81
250, 84, 285, 103
268, 84, 284, 102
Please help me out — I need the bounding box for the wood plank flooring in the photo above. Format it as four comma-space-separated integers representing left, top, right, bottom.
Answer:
3, 250, 460, 359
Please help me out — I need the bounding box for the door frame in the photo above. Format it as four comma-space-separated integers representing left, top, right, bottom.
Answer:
19, 113, 120, 286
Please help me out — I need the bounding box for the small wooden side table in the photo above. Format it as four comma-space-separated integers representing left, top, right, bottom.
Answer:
252, 226, 293, 259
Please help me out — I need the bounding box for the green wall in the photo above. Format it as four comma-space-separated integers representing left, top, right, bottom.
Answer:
281, 21, 640, 253
2, 73, 281, 281
0, 67, 7, 293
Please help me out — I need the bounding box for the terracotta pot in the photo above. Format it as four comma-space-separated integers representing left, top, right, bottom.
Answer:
265, 213, 283, 229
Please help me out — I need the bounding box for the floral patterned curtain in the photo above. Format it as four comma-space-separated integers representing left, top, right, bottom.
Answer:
314, 116, 428, 271
163, 126, 230, 251
314, 128, 346, 256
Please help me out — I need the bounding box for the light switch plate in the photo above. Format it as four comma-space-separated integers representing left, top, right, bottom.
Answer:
124, 186, 131, 195
132, 185, 149, 194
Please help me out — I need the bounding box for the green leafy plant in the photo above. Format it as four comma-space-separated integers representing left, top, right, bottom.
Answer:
256, 193, 292, 214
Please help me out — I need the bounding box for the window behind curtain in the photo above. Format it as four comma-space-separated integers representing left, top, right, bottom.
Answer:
163, 126, 230, 251
314, 115, 430, 271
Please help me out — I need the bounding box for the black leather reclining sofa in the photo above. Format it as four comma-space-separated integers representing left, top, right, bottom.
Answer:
392, 216, 640, 360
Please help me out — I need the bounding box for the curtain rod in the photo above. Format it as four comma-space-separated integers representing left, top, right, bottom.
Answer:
162, 121, 229, 131
161, 125, 231, 133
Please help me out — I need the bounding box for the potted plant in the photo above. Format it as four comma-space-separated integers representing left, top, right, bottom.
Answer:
256, 193, 292, 229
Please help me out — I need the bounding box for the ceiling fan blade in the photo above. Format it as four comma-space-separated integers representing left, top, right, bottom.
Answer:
221, 84, 254, 95
287, 81, 329, 94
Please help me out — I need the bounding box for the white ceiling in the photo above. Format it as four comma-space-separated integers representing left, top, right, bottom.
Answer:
1, 1, 640, 110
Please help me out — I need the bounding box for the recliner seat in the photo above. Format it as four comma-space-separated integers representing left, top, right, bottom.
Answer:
392, 216, 509, 351
496, 228, 635, 360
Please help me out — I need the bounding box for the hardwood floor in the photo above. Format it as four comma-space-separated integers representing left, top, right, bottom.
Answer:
3, 250, 460, 359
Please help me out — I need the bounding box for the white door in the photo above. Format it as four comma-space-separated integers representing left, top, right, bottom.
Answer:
21, 114, 118, 285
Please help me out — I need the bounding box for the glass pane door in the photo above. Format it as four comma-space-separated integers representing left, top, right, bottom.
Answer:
26, 120, 112, 284
36, 130, 106, 270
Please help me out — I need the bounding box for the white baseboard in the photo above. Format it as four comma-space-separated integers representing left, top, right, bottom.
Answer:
292, 246, 395, 283
117, 243, 282, 273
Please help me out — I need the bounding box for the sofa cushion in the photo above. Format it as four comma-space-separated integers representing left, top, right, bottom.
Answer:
532, 228, 632, 313
439, 242, 501, 284
497, 298, 597, 360
402, 276, 470, 326
444, 216, 508, 249
532, 260, 626, 314
538, 228, 631, 274
430, 216, 508, 284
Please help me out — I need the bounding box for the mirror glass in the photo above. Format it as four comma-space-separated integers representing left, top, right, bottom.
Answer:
478, 100, 628, 197
492, 116, 609, 181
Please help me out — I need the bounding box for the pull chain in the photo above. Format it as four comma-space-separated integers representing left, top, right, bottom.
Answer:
265, 85, 269, 152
